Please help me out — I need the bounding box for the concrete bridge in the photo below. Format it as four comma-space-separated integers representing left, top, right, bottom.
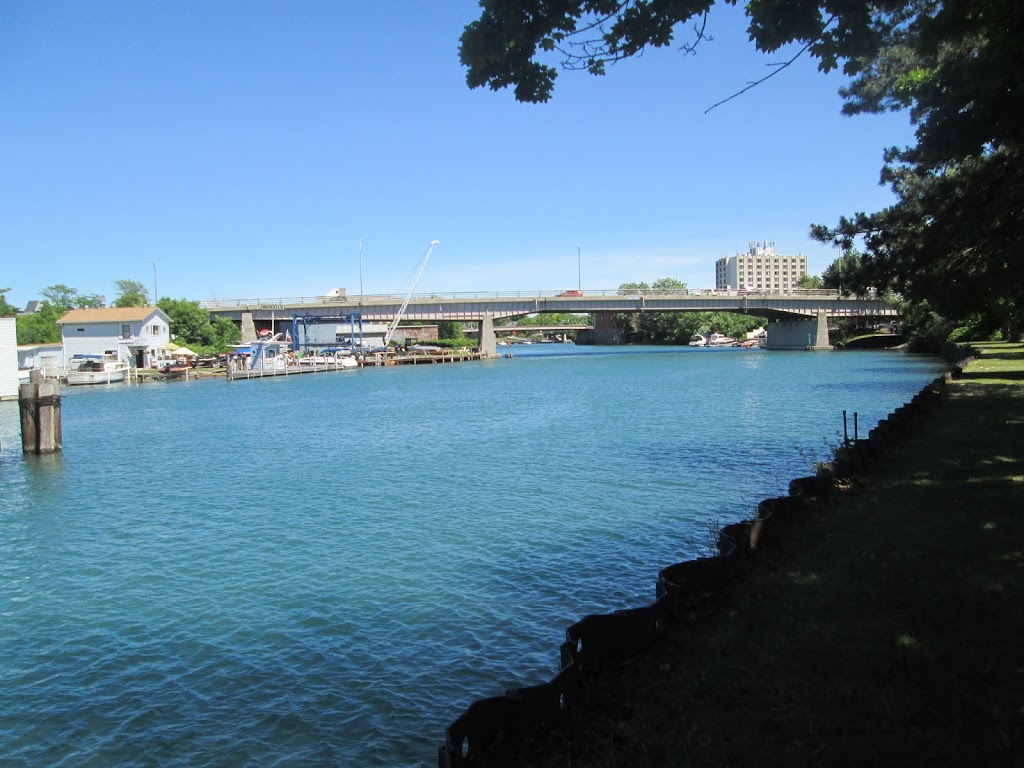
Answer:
201, 289, 898, 354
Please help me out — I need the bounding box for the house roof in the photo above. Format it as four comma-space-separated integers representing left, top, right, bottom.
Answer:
57, 306, 171, 325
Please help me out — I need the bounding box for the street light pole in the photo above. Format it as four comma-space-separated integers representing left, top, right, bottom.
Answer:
145, 260, 157, 305
358, 240, 364, 307
577, 245, 581, 292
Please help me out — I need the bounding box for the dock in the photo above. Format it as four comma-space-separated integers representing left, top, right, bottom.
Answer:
226, 349, 490, 381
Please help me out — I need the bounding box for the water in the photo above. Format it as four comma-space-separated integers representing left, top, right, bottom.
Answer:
0, 346, 945, 766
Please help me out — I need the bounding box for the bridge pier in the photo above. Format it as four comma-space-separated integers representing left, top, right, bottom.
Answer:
576, 311, 622, 345
478, 314, 497, 357
766, 311, 832, 350
240, 312, 258, 343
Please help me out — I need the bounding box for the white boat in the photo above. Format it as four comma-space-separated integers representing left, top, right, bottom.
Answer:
65, 357, 129, 385
688, 334, 707, 347
300, 351, 357, 369
707, 333, 738, 347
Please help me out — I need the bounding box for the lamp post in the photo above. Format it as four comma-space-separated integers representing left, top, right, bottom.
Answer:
358, 240, 364, 307
145, 260, 157, 305
577, 245, 581, 292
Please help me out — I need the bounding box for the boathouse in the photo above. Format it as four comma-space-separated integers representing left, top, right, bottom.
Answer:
57, 307, 172, 369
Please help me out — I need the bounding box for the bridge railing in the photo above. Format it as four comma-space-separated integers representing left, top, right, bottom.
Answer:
198, 288, 845, 309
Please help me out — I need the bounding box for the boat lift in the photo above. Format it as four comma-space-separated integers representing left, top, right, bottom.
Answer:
290, 311, 366, 355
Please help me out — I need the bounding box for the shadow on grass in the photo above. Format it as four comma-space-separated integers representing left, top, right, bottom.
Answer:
955, 369, 1024, 381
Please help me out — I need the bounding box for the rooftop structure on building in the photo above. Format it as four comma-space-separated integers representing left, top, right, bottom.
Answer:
715, 240, 807, 292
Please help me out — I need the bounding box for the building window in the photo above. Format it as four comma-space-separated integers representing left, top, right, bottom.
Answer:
152, 324, 160, 335
121, 324, 131, 338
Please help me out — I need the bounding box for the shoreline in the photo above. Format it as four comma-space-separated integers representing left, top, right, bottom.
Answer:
438, 342, 1024, 767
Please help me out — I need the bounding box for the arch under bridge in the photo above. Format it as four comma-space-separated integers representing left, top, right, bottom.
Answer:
201, 289, 898, 354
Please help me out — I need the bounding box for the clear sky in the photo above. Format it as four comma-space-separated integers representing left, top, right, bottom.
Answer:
1, 1, 915, 309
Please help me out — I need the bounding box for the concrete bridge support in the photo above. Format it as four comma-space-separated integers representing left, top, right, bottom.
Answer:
240, 312, 258, 343
577, 311, 622, 345
478, 314, 497, 357
766, 311, 832, 350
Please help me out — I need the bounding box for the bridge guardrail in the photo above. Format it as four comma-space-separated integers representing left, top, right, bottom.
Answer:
198, 288, 846, 309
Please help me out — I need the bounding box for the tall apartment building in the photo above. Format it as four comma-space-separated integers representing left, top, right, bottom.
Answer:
715, 241, 807, 292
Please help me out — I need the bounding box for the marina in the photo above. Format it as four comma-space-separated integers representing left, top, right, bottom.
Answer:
225, 340, 487, 381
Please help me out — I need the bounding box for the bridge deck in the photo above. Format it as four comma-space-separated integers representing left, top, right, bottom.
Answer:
203, 290, 897, 322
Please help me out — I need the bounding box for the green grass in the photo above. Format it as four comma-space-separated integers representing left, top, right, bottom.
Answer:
494, 343, 1024, 767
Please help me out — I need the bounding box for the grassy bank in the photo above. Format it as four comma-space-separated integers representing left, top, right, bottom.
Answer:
503, 342, 1024, 767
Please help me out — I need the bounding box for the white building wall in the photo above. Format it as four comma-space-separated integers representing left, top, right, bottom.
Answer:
131, 314, 171, 366
62, 322, 124, 365
716, 241, 808, 292
0, 318, 18, 400
17, 344, 63, 376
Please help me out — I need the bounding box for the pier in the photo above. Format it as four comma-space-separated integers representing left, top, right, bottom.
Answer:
226, 349, 487, 381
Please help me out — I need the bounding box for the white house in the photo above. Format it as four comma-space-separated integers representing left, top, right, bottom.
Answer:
57, 307, 172, 369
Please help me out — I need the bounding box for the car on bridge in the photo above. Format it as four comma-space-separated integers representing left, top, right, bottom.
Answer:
557, 290, 583, 297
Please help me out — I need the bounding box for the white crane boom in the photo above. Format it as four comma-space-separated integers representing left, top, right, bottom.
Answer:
383, 240, 439, 347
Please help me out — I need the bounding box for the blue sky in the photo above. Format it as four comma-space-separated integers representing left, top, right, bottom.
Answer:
1, 1, 915, 308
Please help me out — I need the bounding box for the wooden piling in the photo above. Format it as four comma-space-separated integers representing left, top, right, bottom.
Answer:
19, 378, 62, 453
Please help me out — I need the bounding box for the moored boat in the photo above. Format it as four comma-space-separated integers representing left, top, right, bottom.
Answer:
65, 357, 129, 385
707, 333, 738, 347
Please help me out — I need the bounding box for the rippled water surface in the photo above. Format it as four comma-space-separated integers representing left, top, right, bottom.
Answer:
0, 345, 945, 766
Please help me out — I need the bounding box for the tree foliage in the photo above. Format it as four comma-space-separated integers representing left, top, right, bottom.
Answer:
157, 298, 239, 353
821, 249, 871, 295
512, 312, 592, 326
462, 0, 1024, 338
796, 274, 824, 289
0, 288, 18, 317
612, 279, 760, 343
112, 279, 149, 308
41, 283, 104, 311
16, 303, 63, 344
15, 283, 106, 344
460, 0, 885, 104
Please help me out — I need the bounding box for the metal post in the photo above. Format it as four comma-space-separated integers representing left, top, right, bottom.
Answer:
146, 260, 157, 304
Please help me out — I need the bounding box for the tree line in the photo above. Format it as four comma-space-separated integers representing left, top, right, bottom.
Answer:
612, 277, 764, 344
1, 282, 239, 355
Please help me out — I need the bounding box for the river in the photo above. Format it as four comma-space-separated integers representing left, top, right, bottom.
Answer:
0, 345, 946, 766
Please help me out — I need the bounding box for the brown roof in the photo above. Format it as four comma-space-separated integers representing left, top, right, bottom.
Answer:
57, 306, 169, 324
